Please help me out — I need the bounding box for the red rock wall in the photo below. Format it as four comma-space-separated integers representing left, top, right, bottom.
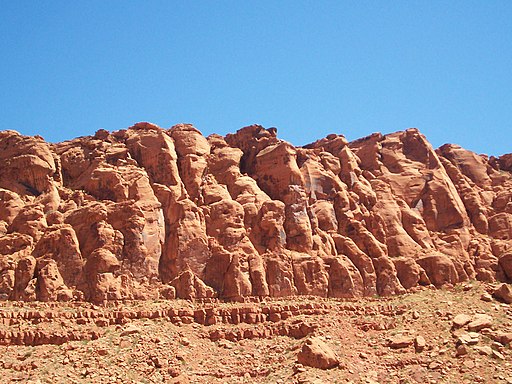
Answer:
0, 124, 511, 303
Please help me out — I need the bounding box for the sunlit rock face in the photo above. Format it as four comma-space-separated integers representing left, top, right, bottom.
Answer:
0, 124, 511, 303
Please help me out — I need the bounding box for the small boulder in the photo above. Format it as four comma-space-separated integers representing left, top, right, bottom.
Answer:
480, 292, 493, 302
120, 325, 141, 337
388, 335, 414, 349
474, 346, 493, 356
297, 337, 339, 369
493, 283, 512, 304
485, 330, 510, 345
467, 314, 493, 332
414, 336, 426, 352
496, 332, 512, 345
456, 332, 479, 345
455, 344, 469, 356
452, 314, 472, 328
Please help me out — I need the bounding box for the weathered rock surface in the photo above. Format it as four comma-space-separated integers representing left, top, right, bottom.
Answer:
0, 124, 511, 303
493, 283, 512, 304
297, 337, 339, 369
452, 314, 472, 328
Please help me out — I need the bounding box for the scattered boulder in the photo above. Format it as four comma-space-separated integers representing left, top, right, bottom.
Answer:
474, 346, 493, 356
467, 314, 493, 332
493, 283, 512, 304
297, 337, 339, 369
456, 332, 480, 345
414, 335, 426, 352
456, 344, 469, 356
481, 292, 493, 302
452, 314, 472, 328
388, 335, 414, 349
120, 325, 141, 337
490, 331, 512, 346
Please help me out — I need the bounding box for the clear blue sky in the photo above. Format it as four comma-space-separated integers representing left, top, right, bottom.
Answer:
1, 1, 511, 155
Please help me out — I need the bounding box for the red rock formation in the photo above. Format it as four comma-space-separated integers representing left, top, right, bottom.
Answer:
0, 124, 511, 303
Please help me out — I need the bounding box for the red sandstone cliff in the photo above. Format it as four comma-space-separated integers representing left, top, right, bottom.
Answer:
0, 123, 511, 303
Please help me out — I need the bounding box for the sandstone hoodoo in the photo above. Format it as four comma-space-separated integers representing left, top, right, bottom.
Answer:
0, 123, 511, 303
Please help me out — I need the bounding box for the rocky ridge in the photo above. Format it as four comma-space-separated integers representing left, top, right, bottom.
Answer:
0, 123, 511, 304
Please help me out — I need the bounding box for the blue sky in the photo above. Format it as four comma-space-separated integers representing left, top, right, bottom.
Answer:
1, 1, 511, 155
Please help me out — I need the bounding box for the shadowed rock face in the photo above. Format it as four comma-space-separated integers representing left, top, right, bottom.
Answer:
0, 124, 511, 303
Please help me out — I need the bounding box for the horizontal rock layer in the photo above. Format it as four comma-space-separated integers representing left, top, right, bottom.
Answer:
0, 123, 511, 303
0, 299, 407, 346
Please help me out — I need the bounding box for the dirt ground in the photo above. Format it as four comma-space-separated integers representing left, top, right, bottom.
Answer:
0, 282, 511, 384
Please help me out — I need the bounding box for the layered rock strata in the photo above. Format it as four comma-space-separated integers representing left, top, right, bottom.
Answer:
0, 124, 511, 303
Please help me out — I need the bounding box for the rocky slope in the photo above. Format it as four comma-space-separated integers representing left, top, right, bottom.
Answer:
0, 284, 511, 383
0, 123, 511, 304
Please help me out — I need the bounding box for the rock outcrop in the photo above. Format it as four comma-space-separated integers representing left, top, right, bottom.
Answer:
0, 123, 511, 303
